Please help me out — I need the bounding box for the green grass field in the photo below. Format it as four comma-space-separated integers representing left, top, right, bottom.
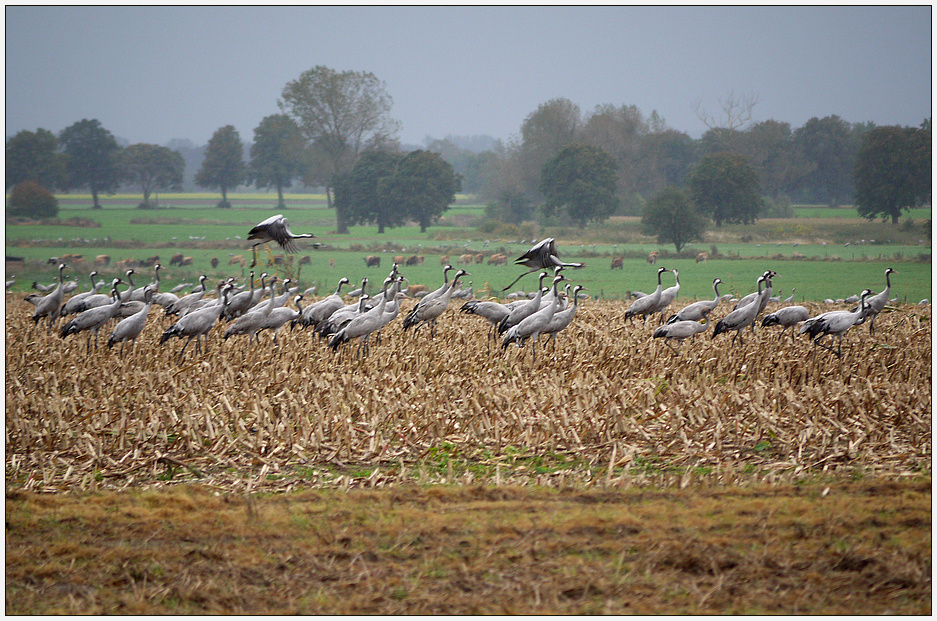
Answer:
6, 193, 931, 303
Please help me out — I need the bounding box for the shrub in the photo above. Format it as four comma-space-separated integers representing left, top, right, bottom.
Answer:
7, 181, 58, 219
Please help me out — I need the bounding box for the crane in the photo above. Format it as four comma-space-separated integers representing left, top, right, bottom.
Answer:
859, 267, 896, 334
502, 275, 565, 363
650, 268, 681, 324
294, 277, 351, 330
32, 263, 68, 329
107, 286, 156, 357
712, 275, 766, 346
653, 319, 710, 353
761, 305, 811, 342
160, 282, 233, 363
799, 289, 873, 358
497, 271, 551, 335
501, 237, 584, 291
667, 278, 724, 324
402, 269, 469, 337
60, 271, 105, 317
541, 284, 585, 353
247, 213, 315, 267
60, 278, 126, 355
624, 267, 669, 325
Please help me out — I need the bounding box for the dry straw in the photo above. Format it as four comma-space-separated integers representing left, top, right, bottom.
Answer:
5, 295, 931, 494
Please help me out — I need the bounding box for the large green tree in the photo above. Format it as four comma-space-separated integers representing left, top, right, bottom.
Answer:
333, 149, 405, 234
195, 125, 245, 207
854, 122, 932, 224
641, 186, 707, 253
686, 152, 762, 227
248, 114, 307, 209
121, 144, 184, 208
58, 119, 122, 209
519, 98, 581, 198
279, 65, 400, 233
540, 144, 619, 228
382, 150, 461, 233
792, 115, 858, 205
6, 128, 65, 191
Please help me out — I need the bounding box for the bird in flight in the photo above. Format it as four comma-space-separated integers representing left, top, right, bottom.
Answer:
501, 238, 584, 291
247, 214, 315, 267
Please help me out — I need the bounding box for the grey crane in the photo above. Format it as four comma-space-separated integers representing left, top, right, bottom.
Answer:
502, 275, 565, 363
223, 270, 258, 321
60, 278, 126, 354
402, 269, 469, 337
161, 282, 233, 362
761, 305, 811, 342
107, 286, 156, 357
541, 283, 585, 353
734, 270, 777, 332
294, 277, 351, 330
650, 268, 681, 324
224, 277, 279, 345
329, 279, 394, 356
117, 269, 137, 302
782, 288, 796, 303
128, 264, 162, 302
65, 276, 121, 315
667, 278, 723, 324
166, 275, 208, 316
5, 275, 14, 290
712, 275, 766, 346
624, 267, 669, 325
501, 237, 584, 291
653, 319, 710, 353
32, 263, 68, 328
859, 267, 896, 334
60, 271, 105, 317
316, 285, 369, 339
497, 271, 550, 335
247, 213, 315, 267
461, 298, 512, 351
799, 289, 873, 358
258, 294, 304, 344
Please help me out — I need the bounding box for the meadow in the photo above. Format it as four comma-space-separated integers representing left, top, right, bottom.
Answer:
5, 193, 932, 613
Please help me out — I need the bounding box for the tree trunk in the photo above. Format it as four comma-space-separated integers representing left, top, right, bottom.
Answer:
276, 181, 285, 209
331, 185, 349, 234
91, 187, 101, 210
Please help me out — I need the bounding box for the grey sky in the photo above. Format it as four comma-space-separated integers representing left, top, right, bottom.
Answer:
5, 6, 931, 147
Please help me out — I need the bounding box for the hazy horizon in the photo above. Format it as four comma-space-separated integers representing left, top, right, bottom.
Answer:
6, 6, 931, 148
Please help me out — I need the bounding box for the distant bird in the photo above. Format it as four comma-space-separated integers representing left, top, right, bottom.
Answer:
760, 305, 811, 341
859, 267, 896, 334
799, 289, 873, 358
60, 279, 125, 354
247, 214, 315, 267
294, 277, 351, 330
667, 278, 723, 324
107, 286, 156, 357
403, 269, 469, 337
502, 275, 565, 363
501, 238, 583, 291
32, 263, 68, 328
161, 283, 233, 362
783, 288, 796, 303
624, 267, 669, 325
650, 268, 680, 324
541, 284, 585, 353
498, 271, 551, 335
5, 275, 14, 290
712, 275, 766, 346
653, 319, 709, 353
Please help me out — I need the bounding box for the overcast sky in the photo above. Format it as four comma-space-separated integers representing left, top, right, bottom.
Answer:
6, 6, 932, 148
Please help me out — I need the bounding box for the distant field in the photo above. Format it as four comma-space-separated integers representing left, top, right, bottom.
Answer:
6, 194, 932, 303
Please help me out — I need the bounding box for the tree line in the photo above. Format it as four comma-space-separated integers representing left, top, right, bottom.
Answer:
5, 66, 931, 240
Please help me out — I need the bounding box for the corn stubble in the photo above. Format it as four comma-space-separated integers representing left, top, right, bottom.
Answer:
5, 296, 931, 492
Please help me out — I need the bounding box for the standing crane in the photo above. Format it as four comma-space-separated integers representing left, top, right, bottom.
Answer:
501, 274, 565, 363
650, 268, 681, 324
107, 286, 156, 357
761, 305, 811, 342
859, 267, 896, 334
799, 289, 873, 358
32, 263, 68, 329
667, 278, 724, 324
501, 237, 584, 291
160, 282, 233, 363
294, 277, 351, 330
402, 269, 470, 337
712, 275, 766, 346
624, 267, 669, 325
541, 284, 585, 353
653, 319, 709, 353
60, 278, 126, 355
498, 271, 551, 335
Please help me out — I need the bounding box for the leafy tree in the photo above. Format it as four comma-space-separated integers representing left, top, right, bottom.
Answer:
333, 150, 405, 234
279, 65, 400, 233
792, 115, 858, 205
686, 152, 762, 227
248, 114, 307, 209
735, 120, 810, 200
382, 150, 461, 233
854, 122, 932, 224
635, 128, 697, 193
58, 119, 122, 209
7, 180, 59, 219
641, 186, 706, 253
195, 125, 245, 208
121, 144, 184, 208
6, 128, 65, 191
519, 98, 581, 197
580, 103, 648, 196
540, 144, 619, 228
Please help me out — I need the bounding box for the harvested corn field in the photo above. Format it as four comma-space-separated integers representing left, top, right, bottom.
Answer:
5, 294, 931, 614
6, 295, 930, 491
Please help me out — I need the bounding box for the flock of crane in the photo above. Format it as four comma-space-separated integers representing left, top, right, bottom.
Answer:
21, 215, 898, 363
